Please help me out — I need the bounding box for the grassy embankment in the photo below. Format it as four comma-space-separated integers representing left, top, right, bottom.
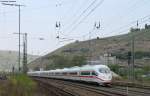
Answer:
0, 74, 36, 96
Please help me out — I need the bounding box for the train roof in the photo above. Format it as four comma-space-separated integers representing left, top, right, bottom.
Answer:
28, 64, 109, 73
79, 65, 109, 71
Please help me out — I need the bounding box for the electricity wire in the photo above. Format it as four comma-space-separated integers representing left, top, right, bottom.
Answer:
67, 0, 104, 35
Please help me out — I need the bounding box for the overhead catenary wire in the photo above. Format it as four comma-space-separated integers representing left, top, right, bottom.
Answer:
104, 14, 150, 37
59, 0, 104, 40
100, 0, 150, 36
66, 0, 104, 35
62, 0, 98, 33
124, 0, 150, 20
69, 14, 150, 41
57, 13, 150, 44
59, 0, 104, 41
56, 0, 98, 41
1, 0, 150, 44
103, 0, 150, 37
63, 0, 90, 28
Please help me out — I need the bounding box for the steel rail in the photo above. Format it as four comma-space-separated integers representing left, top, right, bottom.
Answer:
34, 77, 126, 96
35, 79, 81, 96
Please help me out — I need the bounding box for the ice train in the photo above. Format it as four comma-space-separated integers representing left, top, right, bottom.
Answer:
28, 65, 112, 85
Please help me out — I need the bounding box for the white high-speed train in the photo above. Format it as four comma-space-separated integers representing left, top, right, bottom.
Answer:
28, 65, 112, 85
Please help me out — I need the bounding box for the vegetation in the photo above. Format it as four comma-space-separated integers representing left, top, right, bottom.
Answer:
45, 55, 87, 70
108, 64, 120, 74
130, 27, 140, 32
112, 51, 150, 60
33, 66, 40, 71
108, 64, 150, 82
30, 24, 150, 75
112, 52, 128, 60
145, 24, 150, 29
135, 51, 150, 59
0, 74, 36, 96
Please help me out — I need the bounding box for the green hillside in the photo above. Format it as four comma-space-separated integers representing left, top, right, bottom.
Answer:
29, 27, 150, 70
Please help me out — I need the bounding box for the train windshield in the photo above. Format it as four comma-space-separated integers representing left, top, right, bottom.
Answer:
99, 68, 110, 74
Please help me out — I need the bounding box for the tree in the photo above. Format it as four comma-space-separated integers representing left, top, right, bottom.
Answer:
143, 65, 150, 74
51, 55, 70, 68
96, 37, 100, 40
45, 55, 87, 70
45, 55, 71, 69
108, 64, 120, 74
72, 55, 86, 66
130, 27, 140, 32
33, 66, 40, 71
145, 24, 150, 29
145, 24, 148, 29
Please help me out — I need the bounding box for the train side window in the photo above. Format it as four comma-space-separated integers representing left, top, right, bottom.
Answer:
69, 72, 77, 76
92, 71, 98, 76
62, 72, 68, 75
49, 72, 52, 76
81, 71, 90, 76
55, 72, 59, 75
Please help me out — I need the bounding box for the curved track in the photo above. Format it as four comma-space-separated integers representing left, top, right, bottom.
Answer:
33, 77, 145, 96
46, 78, 150, 96
37, 79, 79, 96
33, 77, 150, 96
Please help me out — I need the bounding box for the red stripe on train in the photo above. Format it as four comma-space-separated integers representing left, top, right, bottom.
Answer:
79, 76, 111, 82
78, 76, 105, 81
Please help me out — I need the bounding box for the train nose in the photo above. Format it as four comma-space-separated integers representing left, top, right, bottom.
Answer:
105, 76, 111, 80
102, 75, 112, 80
108, 75, 112, 79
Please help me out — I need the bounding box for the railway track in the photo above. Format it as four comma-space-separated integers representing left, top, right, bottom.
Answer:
52, 80, 126, 96
112, 81, 150, 89
33, 77, 150, 96
112, 86, 150, 96
64, 80, 150, 96
36, 79, 79, 96
33, 77, 127, 96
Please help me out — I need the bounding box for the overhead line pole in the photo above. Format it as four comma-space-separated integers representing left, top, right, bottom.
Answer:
13, 32, 27, 73
18, 5, 21, 72
23, 33, 28, 74
131, 31, 135, 82
89, 31, 92, 64
1, 2, 25, 72
131, 21, 138, 82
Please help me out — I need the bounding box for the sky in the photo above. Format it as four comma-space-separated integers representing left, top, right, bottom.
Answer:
0, 0, 150, 56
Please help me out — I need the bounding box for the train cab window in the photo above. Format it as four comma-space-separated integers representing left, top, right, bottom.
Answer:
99, 68, 110, 74
81, 71, 90, 76
92, 71, 98, 76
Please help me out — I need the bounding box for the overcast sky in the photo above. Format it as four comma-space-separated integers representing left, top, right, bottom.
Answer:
0, 0, 150, 55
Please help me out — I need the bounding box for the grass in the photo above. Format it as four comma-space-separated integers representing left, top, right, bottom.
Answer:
0, 74, 36, 96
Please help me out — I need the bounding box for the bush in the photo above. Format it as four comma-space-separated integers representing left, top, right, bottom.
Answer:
46, 55, 87, 70
72, 55, 87, 66
112, 51, 150, 60
0, 74, 36, 96
108, 64, 120, 74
